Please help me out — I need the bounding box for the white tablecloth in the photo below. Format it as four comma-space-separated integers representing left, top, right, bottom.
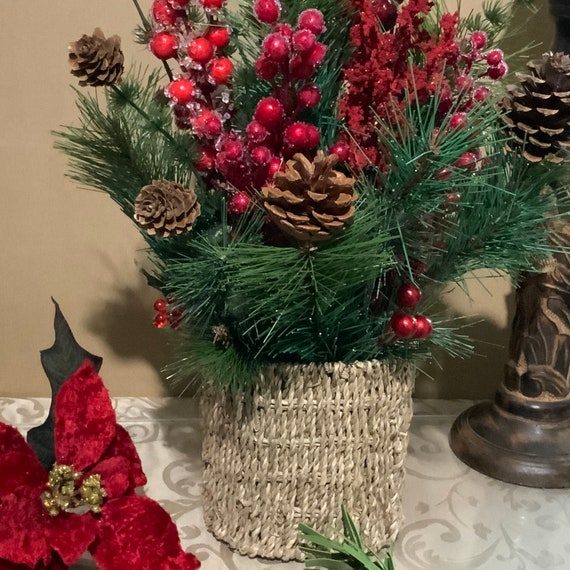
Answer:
1, 398, 568, 570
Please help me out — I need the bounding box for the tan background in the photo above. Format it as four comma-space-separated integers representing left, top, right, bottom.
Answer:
0, 1, 554, 397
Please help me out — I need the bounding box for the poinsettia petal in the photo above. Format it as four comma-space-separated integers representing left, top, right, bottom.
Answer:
54, 362, 116, 471
47, 512, 96, 566
90, 496, 199, 570
99, 425, 146, 491
165, 551, 201, 570
90, 456, 130, 499
0, 487, 50, 567
0, 451, 46, 498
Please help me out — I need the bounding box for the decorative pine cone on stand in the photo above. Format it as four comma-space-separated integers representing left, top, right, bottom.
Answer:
68, 28, 124, 87
502, 52, 570, 162
261, 151, 356, 246
134, 180, 201, 238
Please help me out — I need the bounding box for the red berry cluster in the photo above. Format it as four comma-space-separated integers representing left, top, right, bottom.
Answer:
152, 297, 183, 329
388, 283, 432, 339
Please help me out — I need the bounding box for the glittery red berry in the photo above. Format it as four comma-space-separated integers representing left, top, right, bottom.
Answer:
305, 42, 327, 67
228, 192, 251, 215
166, 78, 195, 105
192, 111, 223, 139
255, 56, 279, 80
149, 32, 179, 60
210, 57, 234, 83
274, 23, 294, 39
153, 313, 169, 328
396, 283, 422, 309
253, 0, 281, 24
487, 61, 508, 80
292, 29, 316, 52
187, 37, 214, 64
449, 112, 467, 129
171, 0, 192, 7
435, 167, 452, 180
376, 0, 397, 30
222, 138, 244, 161
390, 311, 418, 338
268, 157, 284, 178
284, 122, 320, 150
486, 49, 504, 66
455, 151, 478, 170
297, 83, 321, 109
473, 86, 491, 102
329, 141, 350, 162
297, 9, 326, 35
470, 31, 487, 50
246, 120, 269, 143
262, 32, 290, 62
153, 298, 167, 313
414, 315, 433, 339
207, 26, 230, 48
152, 0, 184, 26
250, 145, 272, 165
289, 56, 314, 80
254, 97, 284, 128
199, 0, 225, 9
195, 146, 216, 171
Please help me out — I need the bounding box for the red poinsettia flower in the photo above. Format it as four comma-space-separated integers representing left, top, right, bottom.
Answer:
0, 362, 200, 570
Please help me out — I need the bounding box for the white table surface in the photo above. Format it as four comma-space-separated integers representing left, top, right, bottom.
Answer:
2, 397, 568, 570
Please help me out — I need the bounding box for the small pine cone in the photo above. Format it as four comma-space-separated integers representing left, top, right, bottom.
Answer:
134, 180, 201, 237
68, 28, 124, 87
212, 325, 232, 351
501, 52, 570, 163
262, 151, 356, 244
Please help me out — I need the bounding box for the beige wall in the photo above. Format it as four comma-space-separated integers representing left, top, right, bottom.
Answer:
0, 1, 554, 398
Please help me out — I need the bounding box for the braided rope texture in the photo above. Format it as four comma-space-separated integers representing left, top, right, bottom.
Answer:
201, 359, 415, 561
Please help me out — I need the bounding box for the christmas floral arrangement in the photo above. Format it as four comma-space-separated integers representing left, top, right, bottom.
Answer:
0, 303, 200, 570
56, 0, 570, 390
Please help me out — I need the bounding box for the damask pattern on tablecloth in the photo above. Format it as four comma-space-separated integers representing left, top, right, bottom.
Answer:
1, 398, 568, 570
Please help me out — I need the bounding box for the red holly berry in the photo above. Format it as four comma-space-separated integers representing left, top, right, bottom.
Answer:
297, 9, 326, 35
487, 61, 508, 80
228, 192, 251, 215
192, 111, 223, 139
446, 191, 461, 204
187, 37, 214, 64
245, 121, 269, 143
292, 29, 316, 52
262, 32, 290, 62
329, 141, 350, 162
289, 56, 314, 80
166, 78, 195, 105
149, 32, 179, 60
254, 97, 284, 128
435, 167, 452, 180
153, 298, 167, 313
195, 146, 216, 171
486, 49, 504, 66
396, 283, 422, 309
274, 23, 294, 39
255, 56, 279, 80
250, 146, 272, 165
449, 112, 467, 129
470, 31, 487, 50
171, 0, 192, 7
305, 42, 327, 67
390, 311, 418, 338
152, 0, 184, 26
473, 86, 491, 102
199, 0, 225, 9
414, 315, 433, 339
455, 151, 478, 171
297, 83, 321, 109
455, 74, 473, 92
221, 138, 244, 161
376, 0, 397, 30
284, 122, 320, 150
207, 26, 230, 48
210, 57, 234, 83
268, 157, 284, 178
253, 0, 281, 24
153, 313, 169, 328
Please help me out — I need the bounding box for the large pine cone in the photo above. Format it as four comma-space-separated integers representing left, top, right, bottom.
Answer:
262, 151, 356, 244
134, 180, 201, 238
502, 52, 570, 163
68, 28, 124, 87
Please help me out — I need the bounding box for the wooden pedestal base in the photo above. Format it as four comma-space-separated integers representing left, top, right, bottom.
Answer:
449, 387, 570, 489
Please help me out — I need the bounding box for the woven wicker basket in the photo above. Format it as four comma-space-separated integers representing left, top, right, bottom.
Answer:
201, 359, 415, 561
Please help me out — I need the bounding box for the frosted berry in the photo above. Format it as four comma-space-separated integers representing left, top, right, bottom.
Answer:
228, 192, 251, 215
390, 311, 418, 338
292, 29, 316, 53
149, 32, 179, 60
456, 74, 473, 92
207, 26, 230, 49
455, 151, 478, 171
470, 31, 487, 50
152, 0, 184, 26
153, 313, 169, 328
486, 49, 504, 66
250, 145, 272, 165
167, 78, 195, 105
435, 167, 452, 180
187, 37, 214, 64
297, 83, 321, 109
289, 56, 314, 80
153, 298, 167, 312
192, 111, 223, 139
329, 141, 350, 162
170, 0, 192, 7
222, 138, 244, 161
376, 0, 397, 30
253, 0, 281, 25
195, 146, 216, 171
199, 0, 225, 9
284, 122, 320, 150
449, 112, 467, 129
210, 57, 234, 83
255, 57, 279, 80
274, 23, 294, 39
254, 97, 284, 128
305, 42, 327, 67
246, 120, 269, 143
473, 86, 491, 102
487, 61, 508, 80
414, 315, 433, 339
396, 283, 422, 309
262, 32, 290, 62
446, 191, 461, 204
268, 157, 284, 178
297, 9, 326, 35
